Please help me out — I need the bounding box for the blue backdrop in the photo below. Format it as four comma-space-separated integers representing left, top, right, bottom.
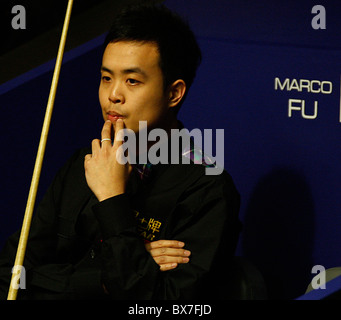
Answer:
1, 0, 341, 299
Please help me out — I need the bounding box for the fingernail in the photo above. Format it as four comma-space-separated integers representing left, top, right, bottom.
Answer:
182, 257, 189, 263
178, 242, 185, 247
184, 250, 191, 256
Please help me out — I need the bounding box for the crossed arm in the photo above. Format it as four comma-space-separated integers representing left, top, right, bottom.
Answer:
145, 240, 191, 271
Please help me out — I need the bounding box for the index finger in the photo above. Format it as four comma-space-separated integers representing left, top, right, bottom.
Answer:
113, 118, 125, 146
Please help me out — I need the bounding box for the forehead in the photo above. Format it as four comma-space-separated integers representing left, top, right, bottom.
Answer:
102, 41, 161, 73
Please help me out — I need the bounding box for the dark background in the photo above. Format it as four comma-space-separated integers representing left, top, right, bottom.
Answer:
1, 0, 341, 300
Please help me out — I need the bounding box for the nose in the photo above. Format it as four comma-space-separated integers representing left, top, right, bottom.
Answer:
109, 82, 125, 104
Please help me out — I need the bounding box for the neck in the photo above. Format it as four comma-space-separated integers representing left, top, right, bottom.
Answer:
134, 117, 179, 161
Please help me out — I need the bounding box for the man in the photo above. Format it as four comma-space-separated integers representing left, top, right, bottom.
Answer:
0, 4, 241, 299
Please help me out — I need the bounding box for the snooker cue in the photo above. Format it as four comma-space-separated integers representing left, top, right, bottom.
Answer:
7, 0, 74, 300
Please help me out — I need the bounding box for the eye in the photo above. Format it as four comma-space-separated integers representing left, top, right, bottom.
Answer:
101, 76, 111, 82
127, 78, 140, 85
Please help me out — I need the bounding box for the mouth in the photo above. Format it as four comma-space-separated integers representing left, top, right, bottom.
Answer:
107, 112, 125, 122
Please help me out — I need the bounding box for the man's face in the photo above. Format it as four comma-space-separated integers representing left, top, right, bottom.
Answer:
99, 41, 171, 133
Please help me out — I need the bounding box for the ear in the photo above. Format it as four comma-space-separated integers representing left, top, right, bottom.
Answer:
168, 79, 186, 108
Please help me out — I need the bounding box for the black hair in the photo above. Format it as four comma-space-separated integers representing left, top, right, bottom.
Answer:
103, 3, 202, 107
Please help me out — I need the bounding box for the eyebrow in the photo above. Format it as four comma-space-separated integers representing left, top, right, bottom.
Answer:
100, 66, 147, 77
